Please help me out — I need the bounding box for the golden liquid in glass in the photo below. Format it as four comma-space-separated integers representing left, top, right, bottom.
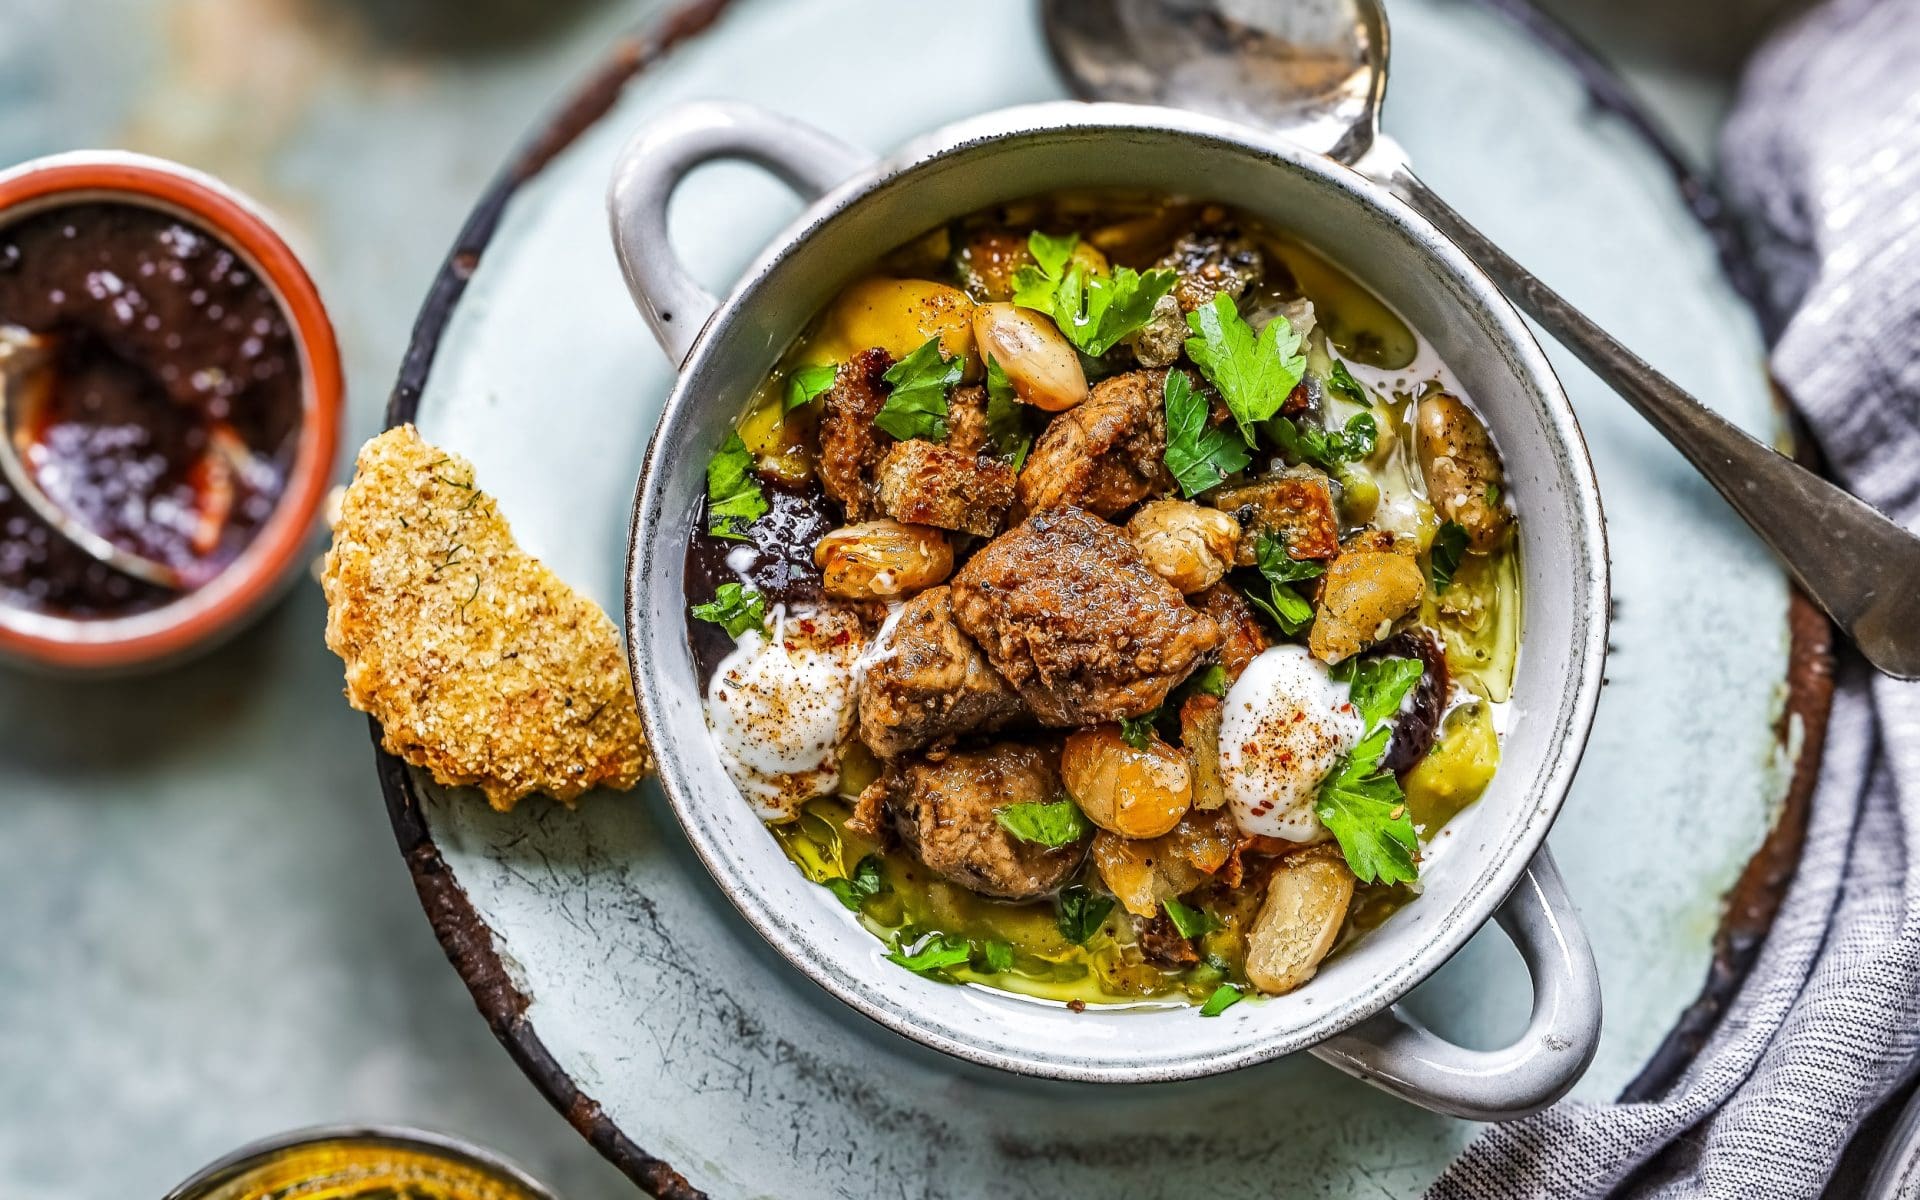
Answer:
175, 1137, 547, 1200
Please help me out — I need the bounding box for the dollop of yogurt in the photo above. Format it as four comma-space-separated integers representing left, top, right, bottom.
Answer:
706, 604, 864, 822
1218, 644, 1365, 841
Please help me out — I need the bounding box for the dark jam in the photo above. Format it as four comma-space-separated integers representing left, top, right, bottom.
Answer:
0, 202, 302, 617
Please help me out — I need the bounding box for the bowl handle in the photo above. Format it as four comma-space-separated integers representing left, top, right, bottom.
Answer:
607, 101, 873, 366
1310, 847, 1602, 1121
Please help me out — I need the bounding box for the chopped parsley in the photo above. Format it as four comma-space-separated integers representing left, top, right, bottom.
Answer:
704, 432, 768, 541
995, 799, 1091, 848
1118, 712, 1159, 750
1012, 230, 1176, 357
1429, 520, 1469, 592
885, 931, 973, 978
1199, 983, 1244, 1017
1183, 293, 1307, 446
1246, 531, 1324, 635
690, 582, 767, 640
784, 362, 837, 411
1055, 884, 1115, 945
1162, 369, 1250, 497
975, 939, 1015, 974
1324, 359, 1371, 407
1315, 655, 1426, 885
875, 336, 962, 441
1268, 410, 1378, 472
1190, 664, 1229, 699
825, 854, 888, 912
1162, 897, 1219, 939
985, 355, 1036, 468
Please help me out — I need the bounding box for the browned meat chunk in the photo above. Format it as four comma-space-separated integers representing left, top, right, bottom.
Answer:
950, 506, 1221, 725
875, 439, 1015, 538
1136, 911, 1202, 967
1193, 582, 1270, 681
818, 348, 895, 520
946, 384, 990, 457
1016, 369, 1173, 518
884, 741, 1087, 900
856, 586, 1027, 758
1213, 467, 1340, 565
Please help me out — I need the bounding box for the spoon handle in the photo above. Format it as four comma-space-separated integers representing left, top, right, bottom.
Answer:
1390, 166, 1920, 679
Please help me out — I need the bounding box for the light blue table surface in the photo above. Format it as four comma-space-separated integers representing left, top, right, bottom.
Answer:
0, 2, 1797, 1197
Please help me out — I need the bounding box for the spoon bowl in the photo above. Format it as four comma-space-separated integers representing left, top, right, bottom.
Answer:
1043, 0, 1920, 679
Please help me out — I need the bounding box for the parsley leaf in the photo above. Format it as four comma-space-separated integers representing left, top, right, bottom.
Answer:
1011, 231, 1176, 357
1162, 369, 1250, 496
1184, 293, 1307, 446
1344, 656, 1424, 730
1056, 884, 1115, 945
1191, 664, 1229, 698
1429, 520, 1469, 592
705, 432, 768, 541
1324, 360, 1371, 407
995, 799, 1091, 848
825, 854, 888, 912
1268, 410, 1378, 471
1315, 727, 1420, 885
784, 362, 837, 412
1162, 897, 1219, 939
985, 355, 1036, 469
1246, 532, 1324, 635
1119, 712, 1159, 750
1199, 983, 1244, 1017
975, 939, 1015, 974
875, 336, 962, 441
690, 582, 767, 640
885, 931, 973, 978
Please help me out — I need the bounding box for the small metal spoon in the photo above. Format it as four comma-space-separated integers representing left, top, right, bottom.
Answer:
1044, 0, 1920, 679
0, 325, 193, 590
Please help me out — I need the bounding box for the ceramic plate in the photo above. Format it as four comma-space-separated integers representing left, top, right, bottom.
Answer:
379, 0, 1830, 1194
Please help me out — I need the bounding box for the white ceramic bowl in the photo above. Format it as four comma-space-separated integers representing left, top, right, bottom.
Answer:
613, 101, 1608, 1118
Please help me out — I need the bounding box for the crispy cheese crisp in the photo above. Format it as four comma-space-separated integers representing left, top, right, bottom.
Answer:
322, 425, 649, 810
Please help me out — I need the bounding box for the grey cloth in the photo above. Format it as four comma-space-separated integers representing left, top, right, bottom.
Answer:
1429, 0, 1920, 1196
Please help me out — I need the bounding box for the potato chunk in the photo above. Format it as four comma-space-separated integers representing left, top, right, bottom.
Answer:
1126, 500, 1239, 594
1308, 535, 1424, 664
1062, 725, 1192, 838
1245, 845, 1355, 995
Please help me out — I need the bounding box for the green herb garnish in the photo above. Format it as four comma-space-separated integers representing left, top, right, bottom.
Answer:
1246, 531, 1323, 635
1012, 231, 1176, 357
1118, 712, 1160, 750
875, 336, 962, 441
705, 432, 768, 541
976, 939, 1015, 974
1056, 884, 1115, 945
1184, 293, 1307, 446
885, 931, 974, 978
1342, 656, 1424, 730
1199, 983, 1244, 1017
784, 362, 837, 411
1314, 655, 1426, 885
985, 355, 1036, 469
1191, 664, 1229, 699
690, 582, 768, 640
825, 853, 888, 912
1429, 520, 1469, 592
1267, 410, 1378, 472
1324, 359, 1371, 407
1162, 897, 1219, 939
996, 799, 1092, 848
1162, 369, 1250, 497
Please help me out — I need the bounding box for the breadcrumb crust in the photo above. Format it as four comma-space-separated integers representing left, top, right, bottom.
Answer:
321, 425, 649, 810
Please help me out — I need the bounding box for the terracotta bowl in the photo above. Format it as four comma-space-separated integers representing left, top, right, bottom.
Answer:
0, 151, 343, 672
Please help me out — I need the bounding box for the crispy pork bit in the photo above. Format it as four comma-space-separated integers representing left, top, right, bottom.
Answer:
874, 438, 1016, 538
322, 425, 649, 811
1015, 369, 1173, 518
1212, 466, 1341, 566
817, 348, 896, 520
950, 506, 1222, 726
855, 585, 1026, 758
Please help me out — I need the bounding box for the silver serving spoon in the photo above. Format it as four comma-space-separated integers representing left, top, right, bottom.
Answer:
0, 325, 193, 590
1044, 0, 1920, 679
